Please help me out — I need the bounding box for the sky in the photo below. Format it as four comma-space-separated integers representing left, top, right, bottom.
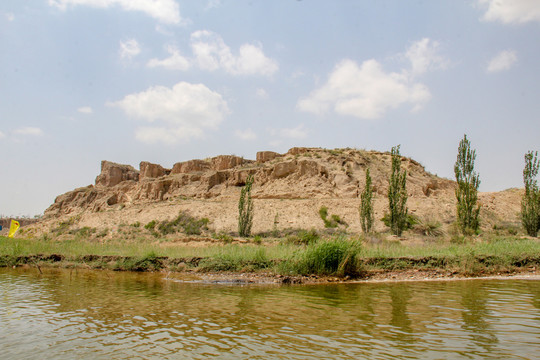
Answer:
1, 0, 539, 216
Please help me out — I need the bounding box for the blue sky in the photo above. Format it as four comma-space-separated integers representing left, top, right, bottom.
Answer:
1, 0, 539, 216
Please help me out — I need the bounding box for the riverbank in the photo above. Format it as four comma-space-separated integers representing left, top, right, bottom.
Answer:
1, 235, 539, 284
2, 260, 539, 285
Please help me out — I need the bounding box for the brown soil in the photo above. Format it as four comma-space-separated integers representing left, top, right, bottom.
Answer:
3, 254, 538, 285
21, 147, 524, 240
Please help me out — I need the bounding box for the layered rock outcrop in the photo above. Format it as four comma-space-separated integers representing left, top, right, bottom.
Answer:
140, 162, 169, 179
95, 161, 139, 187
45, 148, 456, 217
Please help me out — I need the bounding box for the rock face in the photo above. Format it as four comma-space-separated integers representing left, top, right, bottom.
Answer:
140, 162, 169, 179
44, 148, 457, 217
95, 161, 139, 187
172, 160, 210, 174
211, 155, 245, 170
257, 151, 280, 163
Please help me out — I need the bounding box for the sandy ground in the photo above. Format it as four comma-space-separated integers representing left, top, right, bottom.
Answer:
23, 187, 523, 240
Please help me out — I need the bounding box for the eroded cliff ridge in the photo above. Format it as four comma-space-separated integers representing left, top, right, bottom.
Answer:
45, 147, 455, 217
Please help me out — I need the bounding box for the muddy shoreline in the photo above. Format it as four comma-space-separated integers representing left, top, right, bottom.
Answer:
2, 253, 538, 285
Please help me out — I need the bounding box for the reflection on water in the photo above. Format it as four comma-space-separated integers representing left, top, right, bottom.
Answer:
459, 281, 498, 353
1, 268, 539, 359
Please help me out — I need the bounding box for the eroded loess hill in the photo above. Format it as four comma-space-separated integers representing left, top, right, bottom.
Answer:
30, 147, 522, 237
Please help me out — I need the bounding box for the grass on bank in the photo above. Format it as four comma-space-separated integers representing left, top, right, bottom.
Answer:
1, 235, 539, 277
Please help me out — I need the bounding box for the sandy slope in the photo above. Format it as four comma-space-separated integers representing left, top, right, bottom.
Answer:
23, 147, 524, 238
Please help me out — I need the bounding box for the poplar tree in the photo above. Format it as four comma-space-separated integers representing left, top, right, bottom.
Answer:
521, 151, 540, 237
238, 174, 254, 237
454, 134, 481, 234
360, 169, 374, 233
388, 145, 408, 236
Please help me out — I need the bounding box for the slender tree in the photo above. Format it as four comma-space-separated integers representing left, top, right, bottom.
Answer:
521, 151, 540, 237
388, 145, 408, 236
238, 174, 254, 237
454, 134, 481, 234
360, 169, 374, 233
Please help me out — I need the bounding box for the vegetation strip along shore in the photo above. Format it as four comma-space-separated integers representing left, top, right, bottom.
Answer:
1, 236, 538, 282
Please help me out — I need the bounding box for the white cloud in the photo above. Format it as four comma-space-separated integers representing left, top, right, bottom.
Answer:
298, 59, 431, 119
404, 38, 448, 76
235, 129, 257, 141
48, 0, 182, 24
279, 124, 307, 139
255, 88, 268, 99
147, 45, 191, 70
77, 106, 93, 114
190, 30, 278, 76
119, 39, 140, 60
109, 81, 229, 144
478, 0, 540, 24
234, 44, 278, 76
144, 31, 277, 76
0, 131, 5, 139
6, 12, 14, 21
297, 39, 447, 120
13, 127, 43, 136
487, 50, 518, 73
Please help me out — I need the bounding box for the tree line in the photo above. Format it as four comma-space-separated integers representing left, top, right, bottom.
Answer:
238, 135, 540, 238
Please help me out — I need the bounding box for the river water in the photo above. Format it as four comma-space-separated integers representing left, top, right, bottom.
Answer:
1, 268, 539, 359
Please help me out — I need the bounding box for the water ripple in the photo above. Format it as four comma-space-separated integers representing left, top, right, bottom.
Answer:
1, 269, 539, 359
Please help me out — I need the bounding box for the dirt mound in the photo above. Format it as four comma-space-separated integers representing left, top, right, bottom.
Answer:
28, 147, 522, 237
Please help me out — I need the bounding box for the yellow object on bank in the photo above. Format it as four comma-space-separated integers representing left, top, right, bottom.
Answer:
8, 220, 20, 238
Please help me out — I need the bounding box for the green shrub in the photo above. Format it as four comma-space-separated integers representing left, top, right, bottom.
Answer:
284, 228, 320, 245
319, 206, 347, 228
70, 227, 97, 239
144, 220, 157, 230
96, 228, 109, 238
253, 247, 268, 264
413, 218, 444, 237
214, 231, 234, 243
319, 206, 329, 222
292, 237, 363, 277
492, 223, 520, 236
52, 217, 78, 235
117, 251, 162, 272
157, 212, 209, 236
198, 257, 240, 272
381, 213, 417, 231
197, 247, 271, 272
